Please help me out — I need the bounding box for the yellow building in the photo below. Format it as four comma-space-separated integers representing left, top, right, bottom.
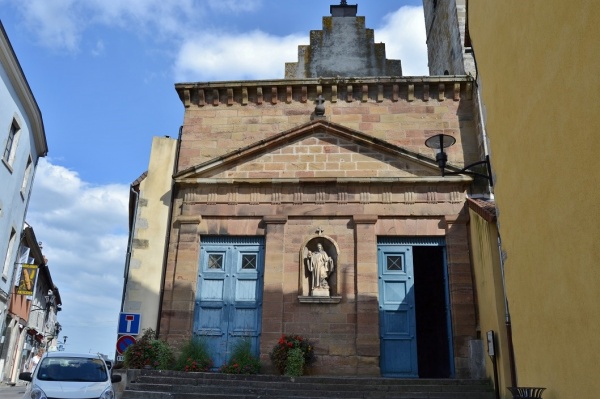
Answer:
467, 2, 600, 398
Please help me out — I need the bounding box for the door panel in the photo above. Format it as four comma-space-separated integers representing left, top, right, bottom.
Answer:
195, 238, 264, 368
378, 245, 418, 377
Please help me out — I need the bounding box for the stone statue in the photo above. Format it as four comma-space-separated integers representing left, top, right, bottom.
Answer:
305, 243, 334, 295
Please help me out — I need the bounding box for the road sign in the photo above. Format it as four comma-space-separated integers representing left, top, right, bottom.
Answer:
118, 313, 141, 335
116, 335, 136, 355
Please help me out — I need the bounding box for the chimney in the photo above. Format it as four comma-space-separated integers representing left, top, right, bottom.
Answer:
330, 1, 357, 17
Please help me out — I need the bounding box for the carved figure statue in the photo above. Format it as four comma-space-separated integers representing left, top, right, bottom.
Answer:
305, 243, 334, 290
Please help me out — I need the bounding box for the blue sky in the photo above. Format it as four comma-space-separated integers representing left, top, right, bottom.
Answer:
0, 0, 428, 358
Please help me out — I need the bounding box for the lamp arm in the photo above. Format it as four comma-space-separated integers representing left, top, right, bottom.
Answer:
443, 156, 494, 186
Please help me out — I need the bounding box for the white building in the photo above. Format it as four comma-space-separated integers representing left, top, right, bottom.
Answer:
0, 21, 48, 377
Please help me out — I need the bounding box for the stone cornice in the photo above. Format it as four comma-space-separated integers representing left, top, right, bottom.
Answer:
179, 180, 468, 206
177, 176, 472, 185
175, 76, 474, 107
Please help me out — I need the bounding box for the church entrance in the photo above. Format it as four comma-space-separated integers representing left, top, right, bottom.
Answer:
194, 237, 264, 369
378, 238, 453, 378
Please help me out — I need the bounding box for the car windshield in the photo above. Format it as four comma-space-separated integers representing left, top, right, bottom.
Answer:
37, 357, 108, 382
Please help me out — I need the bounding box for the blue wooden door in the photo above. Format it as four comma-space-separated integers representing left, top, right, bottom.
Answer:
378, 244, 418, 377
194, 237, 264, 368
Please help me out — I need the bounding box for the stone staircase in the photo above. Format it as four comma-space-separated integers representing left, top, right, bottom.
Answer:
120, 369, 496, 399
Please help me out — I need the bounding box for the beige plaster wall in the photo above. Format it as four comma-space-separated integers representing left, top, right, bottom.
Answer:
469, 2, 600, 398
124, 136, 177, 333
468, 210, 512, 398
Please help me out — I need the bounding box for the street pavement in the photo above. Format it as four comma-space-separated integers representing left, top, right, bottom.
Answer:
0, 383, 26, 399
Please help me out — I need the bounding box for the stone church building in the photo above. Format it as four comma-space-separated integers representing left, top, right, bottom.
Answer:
122, 3, 486, 379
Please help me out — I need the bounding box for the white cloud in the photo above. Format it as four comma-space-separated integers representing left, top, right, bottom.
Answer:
91, 40, 105, 57
26, 159, 129, 356
85, 0, 202, 39
376, 6, 429, 76
7, 1, 428, 78
14, 0, 82, 52
174, 31, 305, 82
8, 0, 205, 51
208, 0, 262, 13
174, 6, 428, 82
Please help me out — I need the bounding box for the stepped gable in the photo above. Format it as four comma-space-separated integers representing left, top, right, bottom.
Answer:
285, 2, 402, 78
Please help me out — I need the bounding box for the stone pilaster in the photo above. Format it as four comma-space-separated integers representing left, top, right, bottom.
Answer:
353, 214, 380, 376
260, 215, 288, 370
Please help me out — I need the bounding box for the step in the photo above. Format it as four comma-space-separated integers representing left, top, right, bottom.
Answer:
121, 370, 495, 399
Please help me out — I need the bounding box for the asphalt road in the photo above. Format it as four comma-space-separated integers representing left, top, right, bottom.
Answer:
0, 383, 26, 399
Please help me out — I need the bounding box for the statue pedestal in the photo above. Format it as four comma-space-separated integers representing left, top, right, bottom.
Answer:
311, 287, 330, 297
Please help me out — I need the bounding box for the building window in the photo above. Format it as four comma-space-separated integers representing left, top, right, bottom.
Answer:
208, 254, 223, 269
242, 254, 257, 269
3, 119, 20, 166
21, 156, 33, 196
2, 228, 17, 279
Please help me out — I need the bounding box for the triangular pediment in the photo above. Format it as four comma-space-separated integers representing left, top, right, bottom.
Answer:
175, 120, 450, 183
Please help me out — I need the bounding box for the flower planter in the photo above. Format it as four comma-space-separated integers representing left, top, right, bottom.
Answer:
507, 387, 546, 398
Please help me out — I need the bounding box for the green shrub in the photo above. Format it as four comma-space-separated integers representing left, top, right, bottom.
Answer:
284, 348, 305, 376
123, 329, 173, 370
175, 337, 213, 372
219, 340, 261, 374
269, 334, 315, 375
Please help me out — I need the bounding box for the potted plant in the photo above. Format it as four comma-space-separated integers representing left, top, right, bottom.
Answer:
269, 334, 315, 376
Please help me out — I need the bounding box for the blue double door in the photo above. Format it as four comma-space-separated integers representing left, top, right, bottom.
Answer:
378, 239, 453, 378
194, 237, 264, 368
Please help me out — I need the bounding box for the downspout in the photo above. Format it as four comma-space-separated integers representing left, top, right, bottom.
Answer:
120, 185, 139, 314
472, 60, 494, 201
497, 231, 517, 387
156, 126, 183, 337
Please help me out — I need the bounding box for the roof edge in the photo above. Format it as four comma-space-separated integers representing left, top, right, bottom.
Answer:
0, 22, 47, 157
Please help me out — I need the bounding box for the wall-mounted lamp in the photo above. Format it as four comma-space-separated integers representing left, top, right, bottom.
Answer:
425, 134, 494, 186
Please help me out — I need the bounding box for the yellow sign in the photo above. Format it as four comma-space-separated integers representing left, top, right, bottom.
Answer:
17, 264, 38, 295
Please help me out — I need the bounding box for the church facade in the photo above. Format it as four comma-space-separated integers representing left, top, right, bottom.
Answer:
126, 4, 487, 378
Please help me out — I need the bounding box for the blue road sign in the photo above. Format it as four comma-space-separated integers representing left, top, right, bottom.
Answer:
118, 313, 141, 335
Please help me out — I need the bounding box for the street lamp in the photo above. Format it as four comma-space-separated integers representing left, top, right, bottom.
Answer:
425, 133, 494, 186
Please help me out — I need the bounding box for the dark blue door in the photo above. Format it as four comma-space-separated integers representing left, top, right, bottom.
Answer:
194, 237, 264, 368
378, 244, 418, 377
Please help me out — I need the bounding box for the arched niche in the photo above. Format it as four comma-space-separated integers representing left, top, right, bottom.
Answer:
298, 235, 342, 304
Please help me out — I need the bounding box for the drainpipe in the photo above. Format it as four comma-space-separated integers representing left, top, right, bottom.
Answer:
156, 126, 183, 338
469, 41, 494, 200
120, 186, 139, 315
497, 232, 517, 387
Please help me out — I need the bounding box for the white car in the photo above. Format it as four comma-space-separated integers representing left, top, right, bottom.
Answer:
19, 352, 122, 399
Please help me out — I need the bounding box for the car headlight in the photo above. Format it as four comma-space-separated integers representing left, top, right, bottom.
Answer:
100, 386, 116, 399
29, 384, 48, 399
